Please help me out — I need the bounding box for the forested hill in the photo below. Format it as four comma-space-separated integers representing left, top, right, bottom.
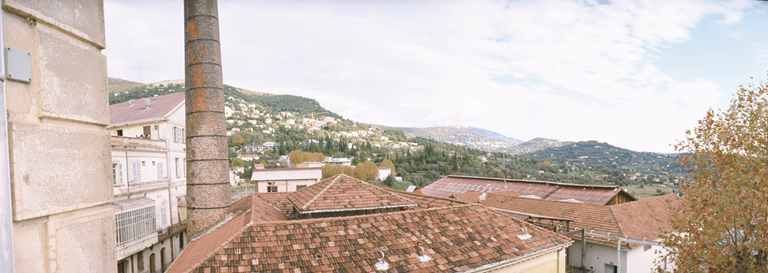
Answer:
107, 77, 341, 119
522, 140, 682, 175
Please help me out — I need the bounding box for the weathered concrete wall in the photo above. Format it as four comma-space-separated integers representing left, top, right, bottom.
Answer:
4, 0, 116, 272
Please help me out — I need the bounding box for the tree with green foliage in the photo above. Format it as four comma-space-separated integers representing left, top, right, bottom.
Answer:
321, 163, 342, 179
383, 174, 396, 187
230, 157, 245, 168
658, 80, 768, 272
379, 159, 396, 175
354, 161, 378, 181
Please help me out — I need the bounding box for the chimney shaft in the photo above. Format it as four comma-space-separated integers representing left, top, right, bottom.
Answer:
184, 0, 230, 237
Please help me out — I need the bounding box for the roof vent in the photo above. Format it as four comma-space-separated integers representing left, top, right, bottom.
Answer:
417, 246, 432, 262
144, 98, 151, 109
517, 227, 532, 240
128, 100, 133, 107
478, 192, 487, 202
375, 251, 389, 271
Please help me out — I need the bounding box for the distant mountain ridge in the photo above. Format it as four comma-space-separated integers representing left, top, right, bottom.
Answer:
522, 140, 681, 175
369, 125, 567, 154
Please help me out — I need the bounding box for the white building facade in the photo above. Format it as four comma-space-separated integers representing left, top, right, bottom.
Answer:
251, 168, 322, 193
108, 92, 189, 273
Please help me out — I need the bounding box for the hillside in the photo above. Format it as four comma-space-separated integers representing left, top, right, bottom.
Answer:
108, 78, 683, 187
522, 140, 682, 177
107, 78, 146, 93
107, 77, 340, 119
371, 125, 520, 152
508, 138, 569, 155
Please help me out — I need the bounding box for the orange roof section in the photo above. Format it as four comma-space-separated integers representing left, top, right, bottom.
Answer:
286, 174, 416, 213
171, 205, 571, 273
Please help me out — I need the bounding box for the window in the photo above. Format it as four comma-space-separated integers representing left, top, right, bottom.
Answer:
296, 185, 306, 190
137, 251, 144, 271
175, 158, 180, 178
115, 206, 156, 246
268, 186, 278, 192
644, 245, 652, 251
132, 162, 141, 183
157, 162, 164, 181
174, 126, 184, 143
143, 126, 151, 137
117, 260, 128, 273
182, 159, 186, 177
182, 128, 186, 143
112, 163, 118, 185
179, 232, 185, 250
117, 129, 123, 136
605, 264, 617, 273
161, 205, 167, 233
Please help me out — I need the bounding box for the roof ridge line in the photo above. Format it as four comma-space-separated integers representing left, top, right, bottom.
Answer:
301, 174, 342, 210
608, 205, 626, 237
358, 179, 416, 203
255, 203, 472, 226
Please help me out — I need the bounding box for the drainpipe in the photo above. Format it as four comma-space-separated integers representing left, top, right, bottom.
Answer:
581, 228, 586, 271
184, 0, 231, 238
0, 9, 16, 273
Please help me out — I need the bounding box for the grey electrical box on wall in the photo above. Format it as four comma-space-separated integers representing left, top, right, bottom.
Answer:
5, 47, 31, 83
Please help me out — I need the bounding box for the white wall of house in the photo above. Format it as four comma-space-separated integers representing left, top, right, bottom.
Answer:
567, 241, 626, 273
255, 179, 318, 193
626, 243, 671, 273
376, 167, 391, 181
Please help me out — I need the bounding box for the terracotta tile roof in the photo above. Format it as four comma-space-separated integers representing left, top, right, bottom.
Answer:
167, 194, 289, 273
480, 192, 681, 248
286, 174, 416, 213
108, 92, 185, 126
423, 175, 632, 205
255, 192, 292, 216
481, 193, 622, 236
379, 187, 461, 209
169, 204, 572, 273
611, 193, 681, 240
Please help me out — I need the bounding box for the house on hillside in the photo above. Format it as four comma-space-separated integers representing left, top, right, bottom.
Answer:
479, 193, 681, 273
108, 92, 189, 272
375, 166, 391, 181
425, 175, 636, 205
166, 174, 573, 273
250, 168, 322, 193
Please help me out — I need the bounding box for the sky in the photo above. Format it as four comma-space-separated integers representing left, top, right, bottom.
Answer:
103, 0, 768, 153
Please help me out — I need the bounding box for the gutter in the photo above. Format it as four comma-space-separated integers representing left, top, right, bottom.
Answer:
462, 242, 572, 273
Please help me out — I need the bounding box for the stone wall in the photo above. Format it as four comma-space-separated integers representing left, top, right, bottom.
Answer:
4, 0, 116, 272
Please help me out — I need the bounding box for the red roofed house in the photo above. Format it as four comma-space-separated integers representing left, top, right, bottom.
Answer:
480, 192, 681, 273
108, 92, 189, 272
166, 174, 574, 273
425, 175, 636, 205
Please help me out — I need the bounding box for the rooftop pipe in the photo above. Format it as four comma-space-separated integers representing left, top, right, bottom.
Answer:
184, 0, 231, 237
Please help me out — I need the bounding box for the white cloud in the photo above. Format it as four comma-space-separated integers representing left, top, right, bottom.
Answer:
104, 0, 758, 153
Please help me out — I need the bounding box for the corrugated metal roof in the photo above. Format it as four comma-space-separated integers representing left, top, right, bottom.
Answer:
423, 175, 631, 205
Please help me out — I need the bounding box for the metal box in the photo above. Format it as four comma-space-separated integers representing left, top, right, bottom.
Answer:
5, 47, 31, 83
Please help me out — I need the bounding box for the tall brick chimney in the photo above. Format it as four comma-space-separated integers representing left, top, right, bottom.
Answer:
184, 0, 231, 237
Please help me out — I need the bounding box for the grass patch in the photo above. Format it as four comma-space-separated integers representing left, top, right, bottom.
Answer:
625, 184, 678, 200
